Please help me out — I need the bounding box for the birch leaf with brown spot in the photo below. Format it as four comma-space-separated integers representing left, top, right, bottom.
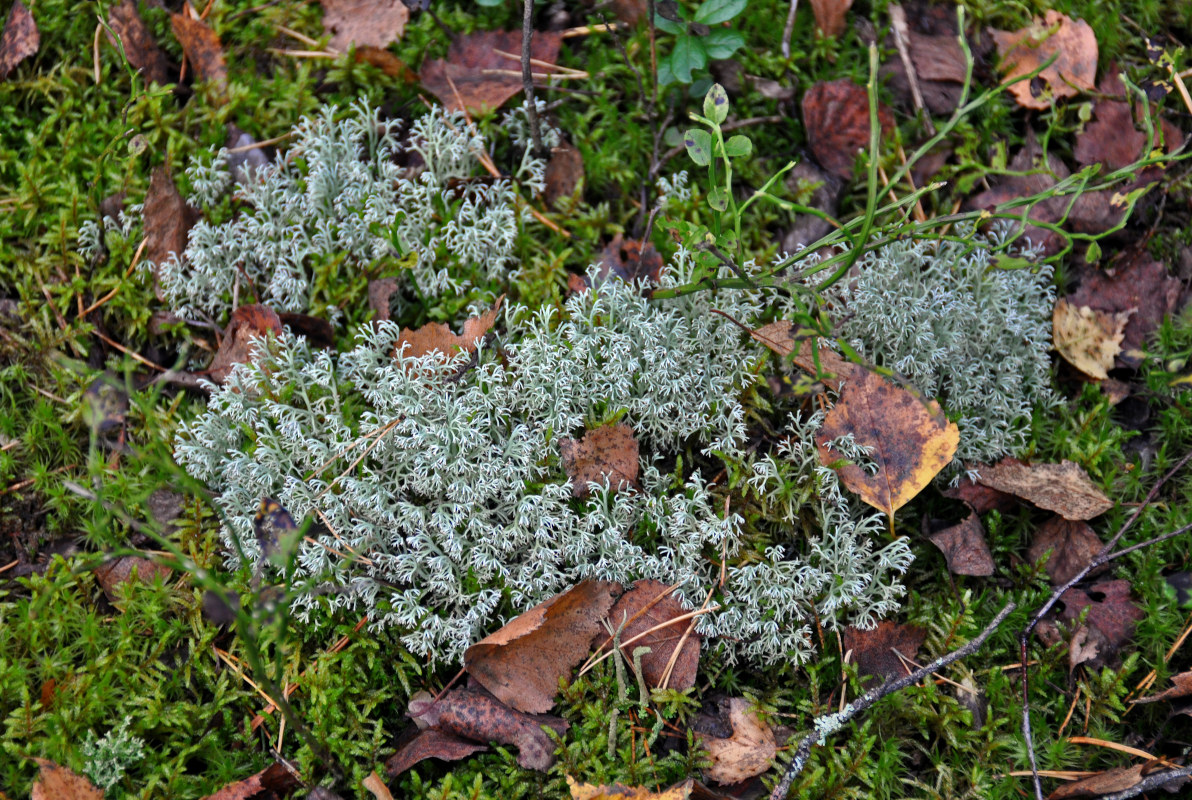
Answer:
1053, 299, 1132, 380
991, 10, 1097, 110
170, 13, 227, 97
975, 458, 1112, 520
465, 580, 620, 713
815, 367, 959, 516
595, 579, 699, 690
395, 296, 504, 360
701, 698, 777, 785
559, 423, 639, 499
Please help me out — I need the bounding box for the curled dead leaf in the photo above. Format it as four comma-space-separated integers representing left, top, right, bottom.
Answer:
974, 458, 1112, 521
1135, 670, 1192, 704
0, 0, 38, 79
808, 0, 853, 38
143, 166, 200, 299
395, 296, 503, 361
1027, 516, 1106, 586
107, 0, 171, 86
465, 580, 620, 713
385, 726, 487, 777
927, 512, 994, 577
420, 30, 562, 114
701, 697, 777, 785
170, 13, 227, 98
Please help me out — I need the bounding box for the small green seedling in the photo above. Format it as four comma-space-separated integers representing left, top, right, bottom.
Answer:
654, 0, 746, 85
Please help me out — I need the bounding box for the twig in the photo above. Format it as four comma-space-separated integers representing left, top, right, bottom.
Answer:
768, 602, 1016, 800
521, 0, 547, 159
1102, 521, 1192, 563
1019, 450, 1192, 799
82, 237, 146, 317
1098, 765, 1192, 800
889, 5, 935, 136
225, 131, 295, 153
781, 0, 799, 60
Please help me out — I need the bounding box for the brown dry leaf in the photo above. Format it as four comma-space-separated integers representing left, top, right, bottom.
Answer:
815, 367, 959, 516
385, 727, 488, 776
974, 458, 1112, 520
31, 759, 104, 800
748, 325, 853, 390
107, 0, 171, 86
802, 79, 895, 179
93, 555, 172, 602
1027, 516, 1105, 586
409, 688, 568, 771
842, 620, 926, 683
170, 13, 227, 97
589, 234, 664, 286
1048, 764, 1146, 799
0, 0, 38, 79
420, 30, 562, 114
701, 697, 777, 785
559, 423, 640, 499
597, 579, 700, 691
1035, 579, 1143, 671
395, 296, 504, 360
1074, 71, 1182, 171
1135, 671, 1192, 704
465, 580, 620, 713
143, 166, 200, 299
809, 0, 853, 38
991, 11, 1097, 110
200, 762, 302, 800
1067, 253, 1181, 368
927, 512, 994, 576
568, 777, 732, 800
543, 139, 585, 208
209, 305, 284, 384
362, 771, 395, 800
320, 0, 408, 51
941, 478, 1019, 515
353, 46, 417, 82
368, 278, 399, 323
1053, 299, 1132, 380
277, 312, 335, 350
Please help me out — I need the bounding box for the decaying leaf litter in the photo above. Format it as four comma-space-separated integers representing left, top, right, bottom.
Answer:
4, 0, 1192, 798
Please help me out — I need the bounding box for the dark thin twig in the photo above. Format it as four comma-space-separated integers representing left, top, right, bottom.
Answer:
701, 242, 757, 289
768, 602, 1016, 800
1019, 450, 1192, 800
1104, 520, 1192, 564
521, 0, 547, 159
1099, 765, 1192, 800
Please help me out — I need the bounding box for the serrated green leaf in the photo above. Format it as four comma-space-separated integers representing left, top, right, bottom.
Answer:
708, 185, 729, 211
704, 83, 729, 125
684, 129, 712, 166
670, 36, 707, 83
693, 0, 746, 25
723, 134, 751, 158
703, 28, 745, 59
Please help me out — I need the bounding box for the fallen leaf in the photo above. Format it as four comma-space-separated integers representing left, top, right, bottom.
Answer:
802, 79, 895, 179
927, 511, 994, 576
701, 697, 777, 784
143, 166, 201, 299
107, 0, 171, 86
465, 580, 620, 713
606, 0, 648, 27
991, 11, 1097, 110
368, 278, 400, 323
815, 367, 959, 516
1053, 299, 1132, 380
975, 458, 1112, 520
420, 30, 562, 114
568, 776, 733, 799
93, 555, 172, 602
31, 759, 103, 800
170, 13, 227, 97
409, 688, 568, 771
593, 234, 664, 286
277, 312, 335, 350
1074, 71, 1183, 171
200, 762, 302, 800
320, 0, 408, 51
1027, 516, 1106, 586
596, 579, 700, 691
353, 46, 417, 82
362, 771, 395, 800
254, 497, 300, 562
1066, 253, 1181, 368
1048, 764, 1149, 799
395, 296, 504, 360
385, 726, 488, 776
748, 325, 853, 390
842, 620, 926, 683
0, 0, 38, 79
809, 0, 853, 38
543, 139, 585, 207
780, 160, 841, 251
209, 304, 284, 384
559, 424, 640, 499
1035, 579, 1143, 671
1134, 670, 1192, 704
941, 478, 1019, 515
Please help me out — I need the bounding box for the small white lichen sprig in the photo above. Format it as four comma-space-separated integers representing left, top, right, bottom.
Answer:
154, 101, 527, 323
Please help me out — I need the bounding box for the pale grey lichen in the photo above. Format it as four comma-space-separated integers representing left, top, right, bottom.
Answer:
808, 224, 1057, 464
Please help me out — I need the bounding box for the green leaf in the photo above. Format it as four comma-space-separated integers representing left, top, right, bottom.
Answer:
684, 129, 712, 166
670, 36, 708, 83
657, 57, 677, 87
703, 28, 745, 59
708, 185, 729, 211
693, 0, 746, 25
1085, 240, 1102, 264
653, 13, 686, 35
663, 126, 685, 148
723, 134, 751, 158
704, 83, 729, 125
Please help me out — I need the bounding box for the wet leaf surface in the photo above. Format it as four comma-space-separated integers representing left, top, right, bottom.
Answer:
559, 423, 640, 499
465, 580, 620, 713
